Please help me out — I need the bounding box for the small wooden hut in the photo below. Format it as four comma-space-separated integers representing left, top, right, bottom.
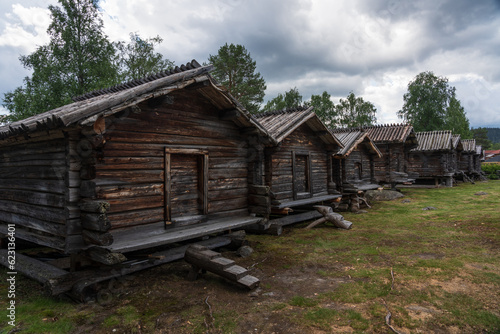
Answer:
362, 124, 418, 186
330, 128, 382, 193
0, 60, 274, 263
408, 130, 462, 187
252, 107, 343, 226
456, 138, 475, 181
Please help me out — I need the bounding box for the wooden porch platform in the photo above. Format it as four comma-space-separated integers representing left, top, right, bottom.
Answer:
273, 194, 342, 209
107, 215, 262, 253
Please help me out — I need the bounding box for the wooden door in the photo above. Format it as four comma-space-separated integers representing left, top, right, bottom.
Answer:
292, 151, 312, 200
165, 148, 208, 227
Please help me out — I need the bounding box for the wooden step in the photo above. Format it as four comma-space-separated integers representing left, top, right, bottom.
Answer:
237, 275, 260, 289
211, 257, 236, 270
223, 265, 248, 281
184, 244, 260, 289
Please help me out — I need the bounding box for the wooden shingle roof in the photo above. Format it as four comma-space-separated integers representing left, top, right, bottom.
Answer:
461, 139, 477, 153
412, 130, 454, 152
330, 128, 382, 158
254, 107, 342, 147
0, 60, 274, 144
362, 123, 417, 145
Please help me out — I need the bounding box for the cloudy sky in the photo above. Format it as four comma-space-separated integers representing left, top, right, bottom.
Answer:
1, 0, 499, 127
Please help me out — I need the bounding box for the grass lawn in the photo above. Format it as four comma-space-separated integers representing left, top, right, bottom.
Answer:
1, 181, 499, 333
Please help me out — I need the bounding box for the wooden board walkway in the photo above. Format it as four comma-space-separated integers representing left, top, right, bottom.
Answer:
273, 194, 342, 209
108, 216, 262, 253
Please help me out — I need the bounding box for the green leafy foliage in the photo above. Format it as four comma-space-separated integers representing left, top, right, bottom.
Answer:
2, 0, 174, 123
261, 87, 302, 112
115, 33, 174, 82
445, 96, 472, 139
3, 0, 120, 122
336, 91, 377, 128
305, 91, 338, 126
208, 43, 266, 114
482, 162, 500, 179
398, 71, 472, 134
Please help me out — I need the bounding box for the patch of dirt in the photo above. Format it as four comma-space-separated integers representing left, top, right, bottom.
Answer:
405, 304, 440, 321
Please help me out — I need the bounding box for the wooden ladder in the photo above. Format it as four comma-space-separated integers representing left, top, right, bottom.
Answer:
184, 244, 259, 289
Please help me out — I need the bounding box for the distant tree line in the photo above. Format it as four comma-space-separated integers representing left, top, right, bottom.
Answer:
484, 128, 500, 144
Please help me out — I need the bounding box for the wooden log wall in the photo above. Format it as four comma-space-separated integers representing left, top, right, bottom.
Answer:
0, 131, 68, 250
248, 185, 271, 219
266, 124, 329, 202
458, 153, 474, 174
407, 152, 449, 177
83, 89, 251, 232
372, 143, 409, 183
342, 148, 375, 183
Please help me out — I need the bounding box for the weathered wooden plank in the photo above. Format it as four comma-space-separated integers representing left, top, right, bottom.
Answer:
209, 168, 247, 180
208, 196, 247, 213
0, 189, 65, 207
106, 196, 164, 214
208, 188, 247, 201
208, 178, 247, 191
0, 210, 66, 236
274, 194, 342, 209
107, 130, 243, 148
96, 183, 164, 199
0, 136, 65, 155
107, 216, 261, 253
96, 157, 164, 170
94, 170, 164, 184
0, 224, 65, 250
269, 210, 324, 226
0, 249, 69, 296
0, 200, 65, 223
0, 165, 66, 180
108, 207, 164, 229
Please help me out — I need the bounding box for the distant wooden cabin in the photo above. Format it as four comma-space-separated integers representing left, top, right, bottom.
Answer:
362, 124, 418, 186
408, 130, 463, 187
0, 60, 274, 261
330, 128, 382, 193
253, 107, 343, 216
458, 139, 478, 180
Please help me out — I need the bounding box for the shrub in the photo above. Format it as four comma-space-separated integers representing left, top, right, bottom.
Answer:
482, 162, 500, 179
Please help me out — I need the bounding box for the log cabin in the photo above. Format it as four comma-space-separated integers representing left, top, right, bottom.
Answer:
362, 123, 419, 186
457, 139, 478, 181
0, 60, 275, 264
252, 107, 343, 225
407, 130, 462, 187
330, 128, 382, 194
